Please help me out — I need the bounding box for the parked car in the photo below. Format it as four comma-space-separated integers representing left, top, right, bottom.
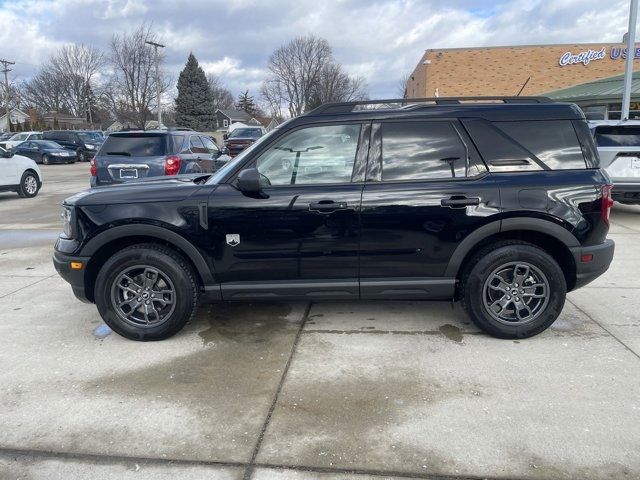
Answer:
54, 97, 614, 341
0, 132, 13, 142
14, 140, 77, 164
90, 130, 226, 187
0, 146, 42, 197
0, 131, 43, 150
42, 130, 103, 162
589, 120, 640, 204
223, 126, 266, 157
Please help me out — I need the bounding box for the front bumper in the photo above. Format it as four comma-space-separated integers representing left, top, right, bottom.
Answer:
570, 239, 615, 290
53, 250, 92, 303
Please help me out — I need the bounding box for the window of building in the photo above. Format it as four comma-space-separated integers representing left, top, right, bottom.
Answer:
381, 121, 467, 181
223, 119, 229, 127
256, 124, 361, 185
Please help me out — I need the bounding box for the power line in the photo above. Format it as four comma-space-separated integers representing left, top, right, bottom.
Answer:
0, 58, 15, 132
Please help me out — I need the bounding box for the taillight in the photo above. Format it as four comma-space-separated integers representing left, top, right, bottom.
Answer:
601, 184, 614, 226
165, 155, 181, 175
89, 158, 96, 177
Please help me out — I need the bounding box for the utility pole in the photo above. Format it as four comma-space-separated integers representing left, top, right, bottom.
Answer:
0, 59, 15, 133
145, 40, 165, 128
622, 0, 638, 121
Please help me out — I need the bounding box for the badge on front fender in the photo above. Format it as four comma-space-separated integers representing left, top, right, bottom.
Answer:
226, 234, 240, 247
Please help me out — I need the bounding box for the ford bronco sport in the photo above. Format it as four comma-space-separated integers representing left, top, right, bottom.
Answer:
53, 97, 615, 341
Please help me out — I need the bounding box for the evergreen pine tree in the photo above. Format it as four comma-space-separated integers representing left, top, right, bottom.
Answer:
175, 53, 216, 131
236, 90, 258, 116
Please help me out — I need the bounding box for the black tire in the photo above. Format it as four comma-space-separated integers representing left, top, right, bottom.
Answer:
461, 241, 566, 339
42, 154, 49, 165
17, 170, 40, 198
78, 150, 86, 162
94, 243, 199, 341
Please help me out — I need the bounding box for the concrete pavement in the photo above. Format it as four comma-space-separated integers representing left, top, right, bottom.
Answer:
0, 163, 639, 479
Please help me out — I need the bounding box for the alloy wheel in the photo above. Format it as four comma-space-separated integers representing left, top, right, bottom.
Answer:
482, 261, 550, 325
24, 175, 38, 195
110, 265, 176, 328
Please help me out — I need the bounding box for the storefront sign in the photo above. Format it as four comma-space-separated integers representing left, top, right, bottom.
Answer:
609, 47, 640, 60
558, 47, 606, 66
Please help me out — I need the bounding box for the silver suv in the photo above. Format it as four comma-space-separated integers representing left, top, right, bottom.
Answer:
590, 120, 640, 204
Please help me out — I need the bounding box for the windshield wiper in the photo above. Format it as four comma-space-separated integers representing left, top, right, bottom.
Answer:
106, 151, 131, 156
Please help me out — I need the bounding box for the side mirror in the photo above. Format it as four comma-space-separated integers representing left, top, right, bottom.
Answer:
237, 168, 262, 194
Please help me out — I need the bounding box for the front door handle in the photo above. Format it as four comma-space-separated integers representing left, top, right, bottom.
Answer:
441, 196, 480, 208
309, 200, 348, 213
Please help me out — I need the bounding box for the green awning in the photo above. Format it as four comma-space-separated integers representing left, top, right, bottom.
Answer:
544, 71, 640, 103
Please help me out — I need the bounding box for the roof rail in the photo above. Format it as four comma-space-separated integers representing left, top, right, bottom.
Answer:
307, 96, 554, 115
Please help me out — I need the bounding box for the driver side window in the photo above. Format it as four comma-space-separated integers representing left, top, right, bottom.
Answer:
256, 124, 361, 185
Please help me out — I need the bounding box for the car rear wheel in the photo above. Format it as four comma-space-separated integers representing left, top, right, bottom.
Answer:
17, 171, 40, 198
461, 241, 566, 339
94, 244, 199, 341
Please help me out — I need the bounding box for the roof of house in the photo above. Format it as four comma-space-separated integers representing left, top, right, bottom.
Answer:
0, 108, 30, 120
217, 109, 253, 122
545, 71, 640, 102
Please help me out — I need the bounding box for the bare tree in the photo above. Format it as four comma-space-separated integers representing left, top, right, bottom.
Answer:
397, 72, 410, 98
105, 25, 170, 128
262, 35, 333, 117
23, 44, 104, 119
307, 63, 368, 110
206, 74, 234, 112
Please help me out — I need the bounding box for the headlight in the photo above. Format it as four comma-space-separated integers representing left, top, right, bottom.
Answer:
86, 144, 95, 150
61, 206, 74, 238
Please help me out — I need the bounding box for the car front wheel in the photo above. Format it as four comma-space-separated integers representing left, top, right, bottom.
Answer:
18, 171, 40, 198
461, 241, 566, 339
94, 244, 199, 341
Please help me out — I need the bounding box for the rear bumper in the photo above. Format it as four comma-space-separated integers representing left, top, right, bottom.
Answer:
52, 250, 92, 303
570, 239, 615, 290
612, 183, 640, 203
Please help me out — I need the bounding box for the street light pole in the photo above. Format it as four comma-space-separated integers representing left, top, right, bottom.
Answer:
0, 59, 15, 133
145, 40, 165, 128
622, 0, 638, 121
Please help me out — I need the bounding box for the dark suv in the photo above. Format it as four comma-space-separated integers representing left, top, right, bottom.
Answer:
90, 130, 224, 187
43, 130, 103, 162
53, 97, 615, 341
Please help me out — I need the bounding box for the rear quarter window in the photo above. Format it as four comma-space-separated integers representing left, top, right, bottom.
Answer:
463, 119, 588, 171
100, 135, 166, 157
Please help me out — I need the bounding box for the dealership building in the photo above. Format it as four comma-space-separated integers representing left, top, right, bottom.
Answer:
405, 43, 640, 119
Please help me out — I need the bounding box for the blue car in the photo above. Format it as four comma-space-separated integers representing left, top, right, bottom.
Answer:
14, 140, 77, 164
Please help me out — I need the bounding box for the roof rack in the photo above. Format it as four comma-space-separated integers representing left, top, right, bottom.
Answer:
307, 96, 554, 115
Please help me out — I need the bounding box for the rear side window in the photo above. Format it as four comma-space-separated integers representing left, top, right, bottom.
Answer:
492, 120, 586, 170
100, 135, 166, 156
381, 121, 468, 181
593, 126, 640, 147
189, 135, 207, 154
169, 135, 185, 154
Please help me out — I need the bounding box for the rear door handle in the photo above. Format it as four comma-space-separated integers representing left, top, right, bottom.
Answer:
309, 200, 348, 213
441, 196, 480, 208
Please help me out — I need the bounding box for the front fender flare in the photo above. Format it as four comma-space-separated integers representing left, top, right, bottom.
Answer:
82, 224, 216, 285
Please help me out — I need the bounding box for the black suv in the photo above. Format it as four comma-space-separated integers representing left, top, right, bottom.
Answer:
43, 130, 103, 162
91, 130, 224, 187
53, 97, 615, 341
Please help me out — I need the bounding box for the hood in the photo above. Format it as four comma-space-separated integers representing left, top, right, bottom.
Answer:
64, 173, 213, 207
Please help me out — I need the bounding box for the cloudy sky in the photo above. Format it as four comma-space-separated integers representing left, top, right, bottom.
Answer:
0, 0, 634, 102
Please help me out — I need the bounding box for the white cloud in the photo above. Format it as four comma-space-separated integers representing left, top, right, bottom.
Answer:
0, 0, 633, 99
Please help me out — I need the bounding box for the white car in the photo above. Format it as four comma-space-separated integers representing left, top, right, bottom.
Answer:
589, 120, 640, 204
0, 146, 43, 197
0, 131, 43, 150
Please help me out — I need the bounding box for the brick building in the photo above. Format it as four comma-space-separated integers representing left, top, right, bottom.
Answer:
405, 43, 640, 118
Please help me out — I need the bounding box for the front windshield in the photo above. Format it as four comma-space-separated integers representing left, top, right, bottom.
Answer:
229, 128, 262, 139
78, 132, 103, 142
206, 122, 291, 184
